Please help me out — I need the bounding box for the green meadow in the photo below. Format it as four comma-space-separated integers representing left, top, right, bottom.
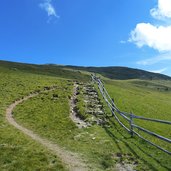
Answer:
0, 61, 171, 170
0, 67, 69, 170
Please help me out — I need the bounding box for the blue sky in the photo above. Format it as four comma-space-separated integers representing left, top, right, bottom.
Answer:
0, 0, 171, 76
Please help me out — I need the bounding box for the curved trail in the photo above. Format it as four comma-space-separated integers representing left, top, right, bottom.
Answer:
6, 90, 89, 171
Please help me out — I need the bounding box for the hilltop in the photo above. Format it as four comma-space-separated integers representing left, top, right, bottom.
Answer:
1, 60, 171, 80
63, 65, 171, 80
0, 60, 90, 81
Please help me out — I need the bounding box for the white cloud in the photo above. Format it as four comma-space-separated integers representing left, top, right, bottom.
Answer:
39, 0, 59, 19
120, 40, 126, 44
151, 67, 168, 74
129, 23, 171, 52
129, 0, 171, 53
137, 53, 171, 65
150, 0, 171, 20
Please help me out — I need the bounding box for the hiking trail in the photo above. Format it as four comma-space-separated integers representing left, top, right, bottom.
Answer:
6, 88, 90, 171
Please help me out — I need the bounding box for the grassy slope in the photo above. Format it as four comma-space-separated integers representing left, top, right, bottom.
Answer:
101, 79, 171, 169
105, 79, 171, 136
63, 65, 171, 80
0, 67, 70, 171
1, 60, 171, 81
13, 79, 171, 170
0, 60, 90, 82
1, 60, 171, 170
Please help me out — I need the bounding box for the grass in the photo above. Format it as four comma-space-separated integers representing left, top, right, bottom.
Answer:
100, 79, 171, 169
0, 67, 70, 170
76, 83, 92, 121
75, 83, 88, 120
1, 60, 171, 170
0, 60, 90, 82
13, 86, 121, 170
63, 65, 171, 80
13, 78, 171, 170
0, 128, 66, 171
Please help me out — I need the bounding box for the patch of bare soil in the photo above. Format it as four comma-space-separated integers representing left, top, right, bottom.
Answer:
115, 163, 135, 171
113, 153, 137, 171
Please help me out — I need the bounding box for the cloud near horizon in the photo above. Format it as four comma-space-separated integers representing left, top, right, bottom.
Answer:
129, 0, 171, 53
137, 53, 171, 65
151, 67, 168, 74
39, 0, 59, 20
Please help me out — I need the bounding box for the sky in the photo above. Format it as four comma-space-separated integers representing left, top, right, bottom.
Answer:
0, 0, 171, 76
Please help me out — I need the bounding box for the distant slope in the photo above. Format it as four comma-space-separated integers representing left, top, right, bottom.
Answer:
0, 60, 90, 81
1, 60, 171, 80
63, 66, 171, 80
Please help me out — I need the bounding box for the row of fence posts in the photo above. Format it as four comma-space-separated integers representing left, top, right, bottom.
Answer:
95, 75, 135, 137
109, 93, 134, 138
91, 74, 171, 155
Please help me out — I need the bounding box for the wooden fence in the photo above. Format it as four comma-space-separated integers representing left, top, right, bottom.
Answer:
92, 74, 171, 155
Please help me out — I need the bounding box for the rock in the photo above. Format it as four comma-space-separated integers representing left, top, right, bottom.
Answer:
97, 119, 105, 125
95, 110, 104, 115
53, 94, 58, 98
87, 110, 94, 114
116, 153, 122, 158
44, 86, 50, 90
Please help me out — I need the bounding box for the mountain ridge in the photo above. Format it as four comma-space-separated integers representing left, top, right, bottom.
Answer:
0, 60, 171, 80
60, 65, 171, 80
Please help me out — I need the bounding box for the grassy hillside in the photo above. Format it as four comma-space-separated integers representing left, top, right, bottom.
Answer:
95, 78, 171, 170
0, 60, 90, 82
0, 60, 171, 170
63, 65, 171, 80
1, 60, 171, 81
0, 67, 70, 170
103, 78, 171, 143
12, 75, 171, 170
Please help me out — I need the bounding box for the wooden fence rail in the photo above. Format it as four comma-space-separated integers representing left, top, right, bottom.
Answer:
91, 74, 171, 155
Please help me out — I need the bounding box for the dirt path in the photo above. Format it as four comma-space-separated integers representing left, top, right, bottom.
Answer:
70, 83, 88, 128
6, 90, 89, 171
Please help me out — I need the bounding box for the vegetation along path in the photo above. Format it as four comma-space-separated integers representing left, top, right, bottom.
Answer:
6, 88, 89, 171
70, 82, 88, 128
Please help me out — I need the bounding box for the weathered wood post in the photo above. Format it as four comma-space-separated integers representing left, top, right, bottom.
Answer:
102, 81, 104, 92
99, 79, 104, 98
91, 74, 94, 83
130, 113, 134, 137
102, 82, 105, 98
112, 98, 115, 114
97, 78, 99, 89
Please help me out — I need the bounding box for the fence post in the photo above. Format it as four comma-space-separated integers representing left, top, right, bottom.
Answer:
102, 82, 104, 92
112, 98, 115, 114
98, 79, 104, 95
130, 113, 134, 137
101, 81, 104, 98
97, 79, 100, 89
91, 74, 94, 83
